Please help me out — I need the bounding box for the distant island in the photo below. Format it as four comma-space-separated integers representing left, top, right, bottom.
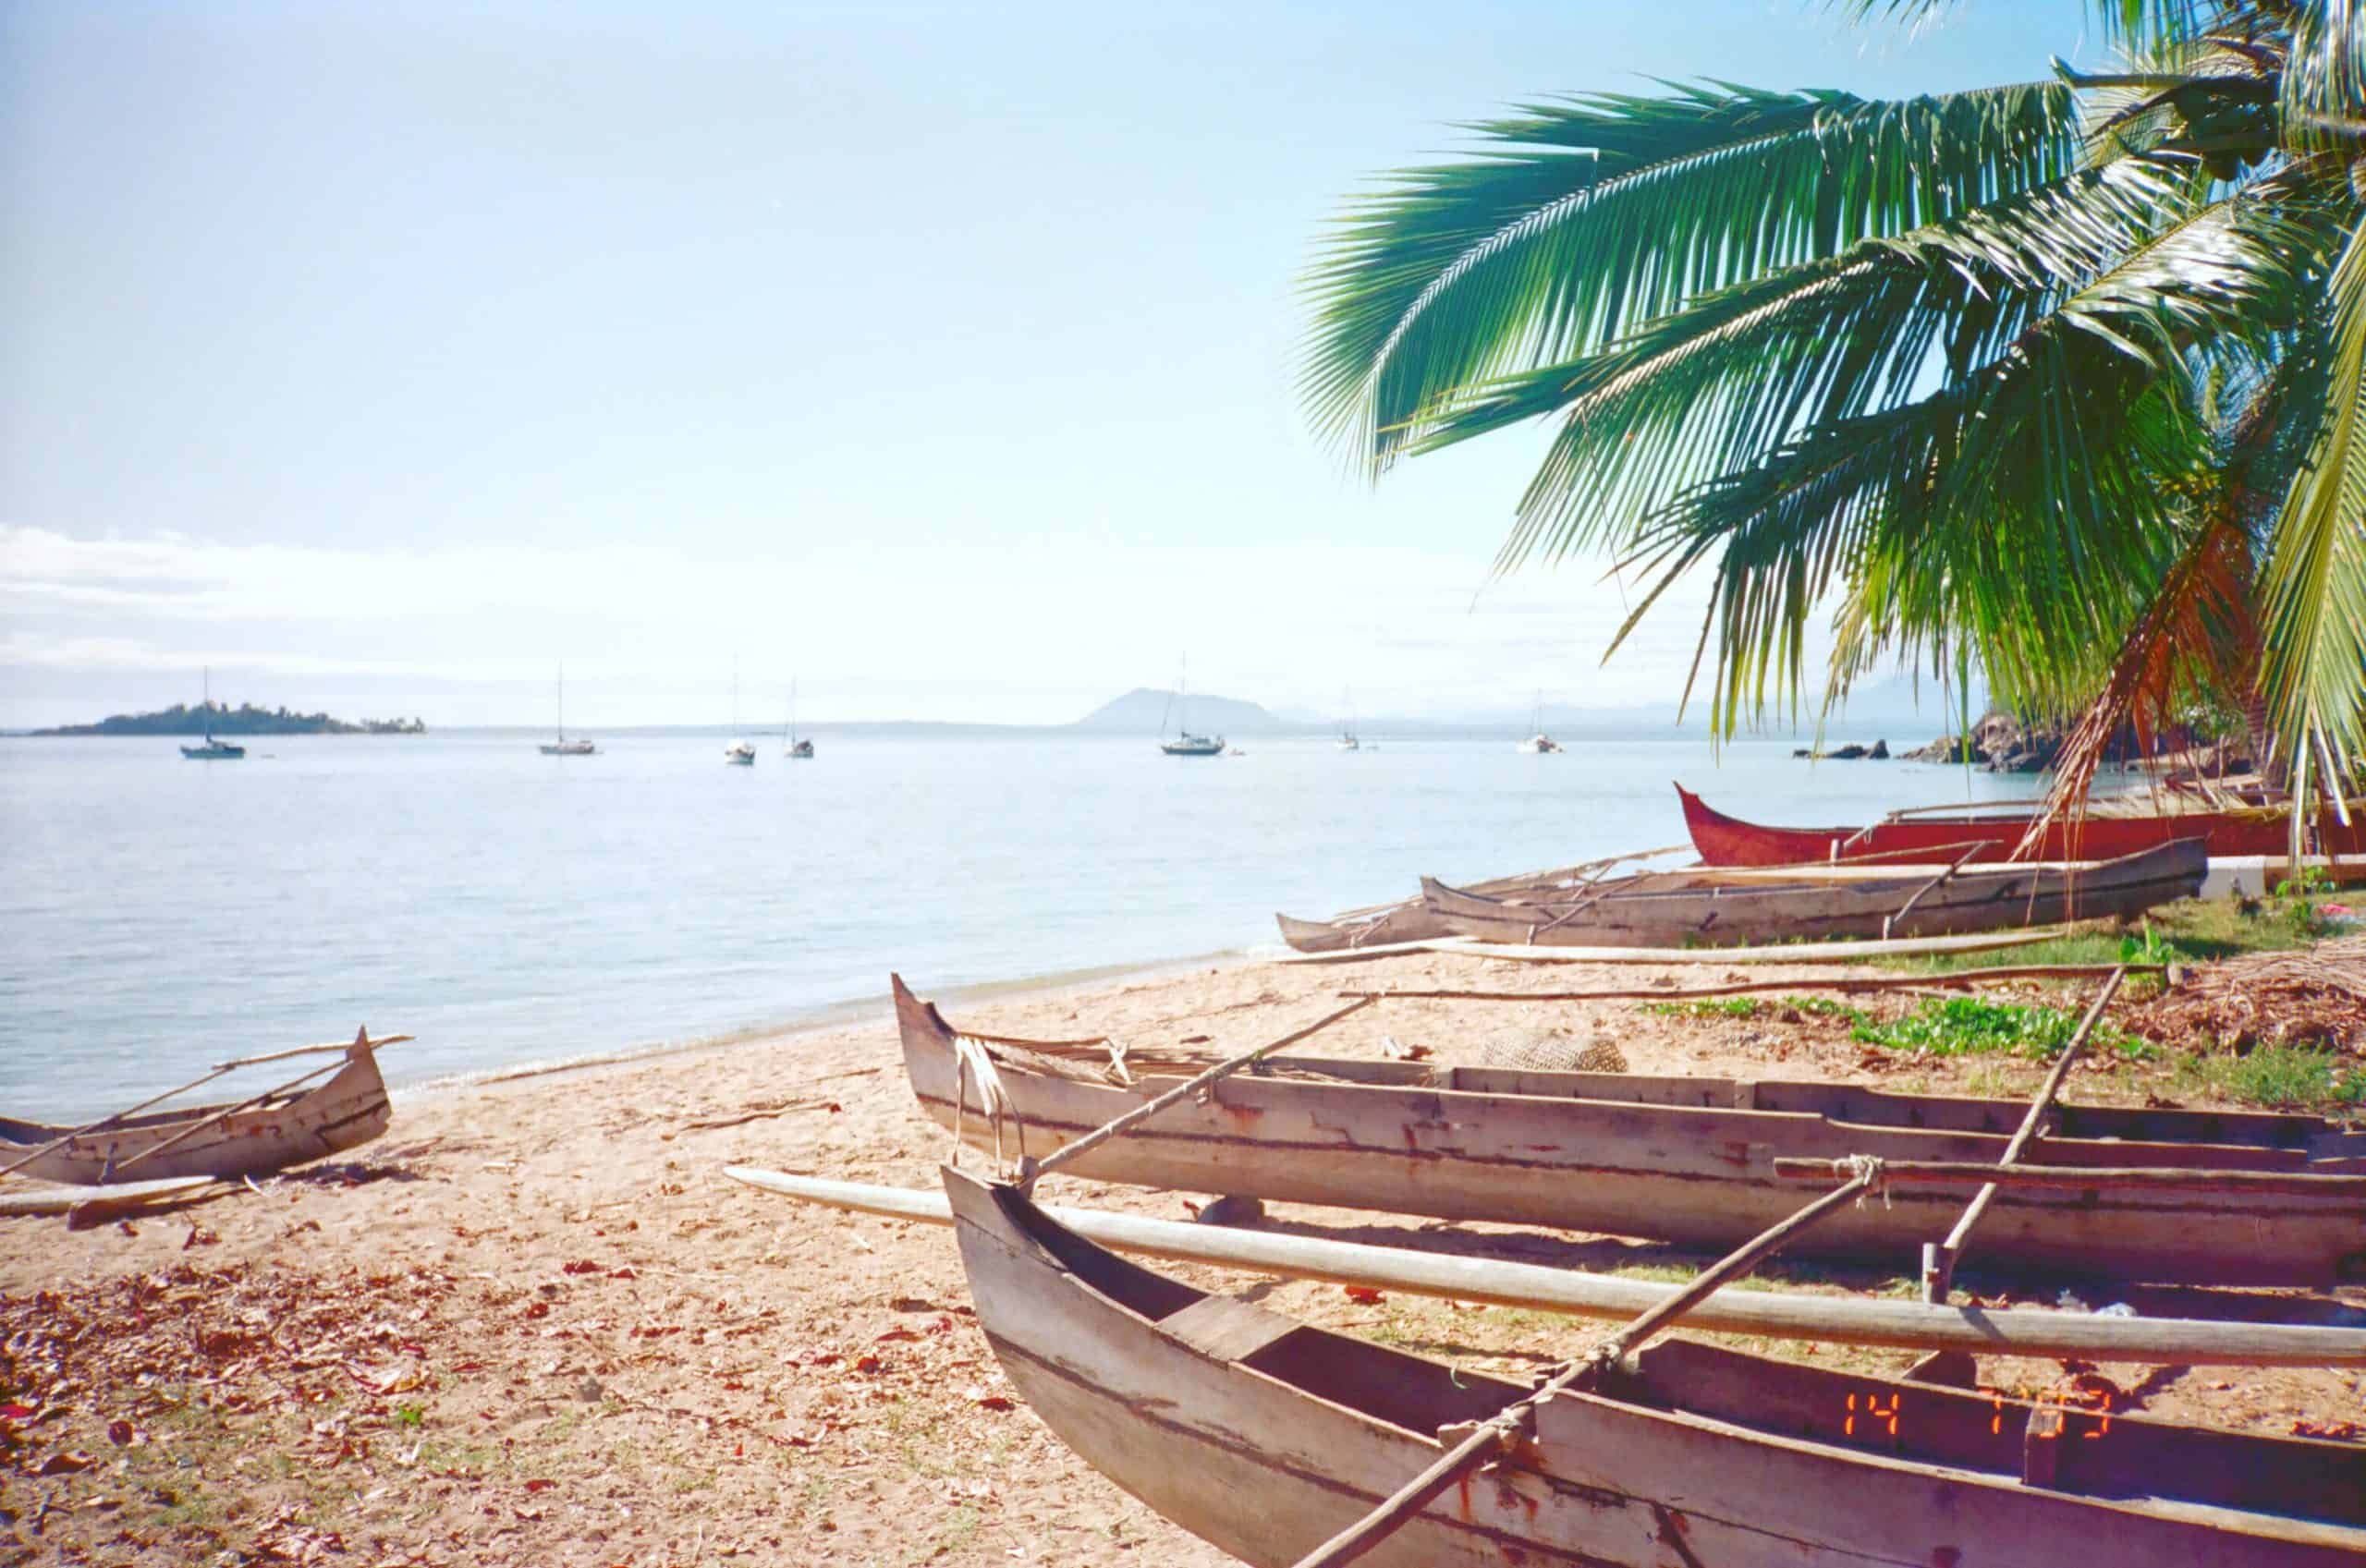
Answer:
1070, 688, 1283, 734
34, 702, 427, 737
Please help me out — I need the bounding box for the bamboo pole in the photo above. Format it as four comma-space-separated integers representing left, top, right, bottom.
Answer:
1921, 968, 2126, 1303
1018, 998, 1374, 1191
0, 1064, 240, 1180
1286, 1164, 1884, 1568
104, 1031, 378, 1179
726, 1166, 2366, 1366
1776, 1157, 2366, 1197
211, 1033, 411, 1072
1881, 842, 1991, 939
1339, 961, 2165, 1005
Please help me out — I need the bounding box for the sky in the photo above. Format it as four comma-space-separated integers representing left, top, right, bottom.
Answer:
1, 0, 2088, 728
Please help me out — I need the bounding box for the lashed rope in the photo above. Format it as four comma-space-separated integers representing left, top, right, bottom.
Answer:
949, 1034, 1026, 1174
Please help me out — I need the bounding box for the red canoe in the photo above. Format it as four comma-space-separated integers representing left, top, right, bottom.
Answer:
1676, 784, 2366, 867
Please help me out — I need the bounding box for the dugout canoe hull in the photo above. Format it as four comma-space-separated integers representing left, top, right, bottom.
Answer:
945, 1166, 2366, 1568
0, 1038, 391, 1184
896, 975, 2366, 1284
1419, 838, 2206, 947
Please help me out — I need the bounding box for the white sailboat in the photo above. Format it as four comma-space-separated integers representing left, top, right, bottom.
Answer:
1337, 689, 1360, 751
725, 661, 756, 765
539, 663, 597, 755
179, 666, 245, 760
784, 678, 814, 760
1516, 689, 1563, 754
1158, 656, 1224, 757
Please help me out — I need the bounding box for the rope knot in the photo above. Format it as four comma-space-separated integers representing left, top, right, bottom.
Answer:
1843, 1153, 1890, 1208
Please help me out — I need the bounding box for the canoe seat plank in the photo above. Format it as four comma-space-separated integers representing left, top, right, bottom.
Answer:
1159, 1295, 1302, 1364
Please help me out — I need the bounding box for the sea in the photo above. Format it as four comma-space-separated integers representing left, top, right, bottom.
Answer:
0, 728, 2048, 1119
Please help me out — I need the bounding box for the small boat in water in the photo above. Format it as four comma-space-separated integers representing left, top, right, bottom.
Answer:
784, 677, 815, 759
1679, 782, 2366, 866
0, 1029, 396, 1185
539, 663, 597, 755
1158, 656, 1225, 757
724, 660, 756, 765
179, 666, 246, 760
895, 975, 2366, 1283
945, 1167, 2366, 1568
1422, 838, 2207, 947
1515, 688, 1561, 752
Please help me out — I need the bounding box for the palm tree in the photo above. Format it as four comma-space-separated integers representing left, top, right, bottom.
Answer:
1303, 0, 2363, 836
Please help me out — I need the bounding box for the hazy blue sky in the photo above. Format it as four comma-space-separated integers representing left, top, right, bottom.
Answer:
2, 0, 2085, 726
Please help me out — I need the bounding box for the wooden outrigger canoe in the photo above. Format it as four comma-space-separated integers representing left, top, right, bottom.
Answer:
945, 1166, 2366, 1568
1274, 847, 1693, 954
0, 1030, 393, 1185
896, 976, 2366, 1284
1420, 837, 2207, 947
1678, 782, 2366, 867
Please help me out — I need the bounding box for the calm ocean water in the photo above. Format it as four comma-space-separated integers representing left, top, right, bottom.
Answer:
0, 729, 2043, 1118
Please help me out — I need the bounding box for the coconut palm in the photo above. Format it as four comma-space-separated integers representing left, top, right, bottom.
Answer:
1303, 0, 2363, 829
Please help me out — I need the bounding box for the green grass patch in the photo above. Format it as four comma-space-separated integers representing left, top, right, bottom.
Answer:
2171, 1045, 2366, 1110
1641, 994, 1872, 1022
1850, 995, 2154, 1061
1897, 898, 2318, 976
1641, 997, 1764, 1019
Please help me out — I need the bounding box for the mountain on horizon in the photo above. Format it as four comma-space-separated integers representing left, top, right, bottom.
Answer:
1071, 687, 1283, 734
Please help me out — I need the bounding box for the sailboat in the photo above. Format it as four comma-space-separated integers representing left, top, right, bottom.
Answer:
1517, 688, 1564, 754
1337, 688, 1360, 751
724, 661, 756, 765
539, 664, 597, 755
784, 678, 814, 760
1158, 657, 1225, 757
179, 667, 245, 760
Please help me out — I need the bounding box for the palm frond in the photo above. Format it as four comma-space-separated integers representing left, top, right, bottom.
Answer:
1410, 155, 2203, 572
1299, 81, 2078, 471
2258, 218, 2366, 820
1615, 192, 2333, 730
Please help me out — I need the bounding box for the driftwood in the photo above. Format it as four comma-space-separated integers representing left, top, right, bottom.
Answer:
1289, 1164, 1885, 1568
1340, 961, 2167, 1005
1776, 1157, 2366, 1197
1922, 969, 2125, 1302
724, 1167, 2366, 1367
0, 1175, 213, 1217
66, 1181, 227, 1230
663, 1097, 845, 1138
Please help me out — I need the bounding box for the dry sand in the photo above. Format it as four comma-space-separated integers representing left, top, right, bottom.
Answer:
4, 948, 2360, 1566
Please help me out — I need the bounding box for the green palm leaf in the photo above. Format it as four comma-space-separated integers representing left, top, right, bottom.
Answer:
1300, 82, 2078, 470
2258, 220, 2366, 814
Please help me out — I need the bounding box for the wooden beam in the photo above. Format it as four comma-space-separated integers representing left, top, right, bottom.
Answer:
1775, 1158, 2366, 1197
210, 1032, 411, 1072
724, 1168, 2366, 1366
1340, 962, 2165, 1005
1018, 997, 1376, 1189
1287, 1165, 1886, 1568
1921, 968, 2126, 1303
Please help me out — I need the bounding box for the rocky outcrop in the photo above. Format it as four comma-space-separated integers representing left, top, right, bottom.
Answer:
1904, 710, 2205, 773
1791, 740, 1889, 760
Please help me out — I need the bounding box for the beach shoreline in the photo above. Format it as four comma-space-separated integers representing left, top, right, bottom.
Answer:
5, 939, 2358, 1567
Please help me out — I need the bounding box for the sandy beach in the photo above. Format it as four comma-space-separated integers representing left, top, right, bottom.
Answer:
5, 943, 2361, 1567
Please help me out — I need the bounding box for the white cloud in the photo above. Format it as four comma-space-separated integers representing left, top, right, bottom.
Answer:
0, 524, 1814, 726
